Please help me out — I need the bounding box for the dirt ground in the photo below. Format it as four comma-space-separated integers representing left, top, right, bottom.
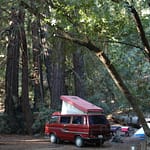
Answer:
0, 134, 149, 150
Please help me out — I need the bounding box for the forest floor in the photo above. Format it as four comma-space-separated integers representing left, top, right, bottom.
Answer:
0, 134, 149, 150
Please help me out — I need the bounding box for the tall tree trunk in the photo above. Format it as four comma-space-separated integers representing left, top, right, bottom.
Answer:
18, 8, 33, 134
50, 39, 67, 109
31, 20, 44, 110
73, 48, 85, 98
5, 7, 20, 130
44, 48, 52, 99
41, 25, 52, 101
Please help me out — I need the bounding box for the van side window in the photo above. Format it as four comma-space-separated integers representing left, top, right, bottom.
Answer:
60, 116, 71, 124
72, 116, 83, 124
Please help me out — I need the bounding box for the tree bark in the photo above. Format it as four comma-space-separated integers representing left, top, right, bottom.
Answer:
5, 7, 20, 130
50, 39, 67, 109
44, 48, 53, 99
127, 3, 150, 59
31, 20, 44, 110
18, 8, 33, 134
73, 48, 85, 98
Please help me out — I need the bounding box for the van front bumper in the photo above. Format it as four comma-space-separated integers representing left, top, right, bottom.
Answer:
83, 134, 111, 142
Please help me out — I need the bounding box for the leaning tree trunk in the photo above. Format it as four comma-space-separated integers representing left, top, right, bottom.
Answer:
126, 3, 150, 60
73, 48, 85, 98
31, 20, 44, 110
18, 8, 33, 134
5, 7, 20, 130
96, 51, 150, 135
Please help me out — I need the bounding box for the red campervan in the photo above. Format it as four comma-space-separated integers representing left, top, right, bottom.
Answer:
45, 96, 111, 147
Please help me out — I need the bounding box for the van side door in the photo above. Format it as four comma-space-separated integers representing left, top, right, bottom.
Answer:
69, 116, 88, 139
59, 116, 71, 140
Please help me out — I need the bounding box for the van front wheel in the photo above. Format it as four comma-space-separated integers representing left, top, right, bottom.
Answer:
50, 134, 58, 144
75, 136, 84, 147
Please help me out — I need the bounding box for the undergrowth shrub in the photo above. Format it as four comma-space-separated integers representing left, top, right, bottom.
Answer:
32, 105, 58, 135
0, 113, 11, 134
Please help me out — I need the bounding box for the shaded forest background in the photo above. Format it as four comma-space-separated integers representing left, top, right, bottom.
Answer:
0, 0, 150, 135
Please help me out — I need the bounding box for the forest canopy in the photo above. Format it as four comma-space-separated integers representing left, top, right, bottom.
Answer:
0, 0, 150, 135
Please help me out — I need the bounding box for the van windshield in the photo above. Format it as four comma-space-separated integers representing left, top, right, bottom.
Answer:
50, 116, 59, 123
89, 115, 108, 125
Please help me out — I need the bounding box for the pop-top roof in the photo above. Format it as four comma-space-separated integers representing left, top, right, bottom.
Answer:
60, 95, 103, 113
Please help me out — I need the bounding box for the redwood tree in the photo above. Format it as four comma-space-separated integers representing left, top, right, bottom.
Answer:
73, 48, 85, 98
18, 8, 33, 134
50, 39, 67, 109
31, 20, 44, 110
5, 7, 20, 130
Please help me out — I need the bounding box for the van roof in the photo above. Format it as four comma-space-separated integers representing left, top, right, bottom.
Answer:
60, 95, 103, 113
52, 113, 105, 116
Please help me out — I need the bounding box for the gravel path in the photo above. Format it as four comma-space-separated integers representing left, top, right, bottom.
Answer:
0, 134, 148, 150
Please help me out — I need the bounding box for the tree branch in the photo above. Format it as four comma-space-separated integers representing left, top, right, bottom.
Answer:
102, 40, 143, 50
126, 3, 150, 59
20, 1, 47, 22
56, 29, 100, 52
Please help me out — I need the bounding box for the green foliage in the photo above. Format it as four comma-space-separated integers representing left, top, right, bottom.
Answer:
0, 113, 26, 134
88, 94, 111, 114
107, 42, 150, 112
0, 114, 11, 134
32, 105, 58, 134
